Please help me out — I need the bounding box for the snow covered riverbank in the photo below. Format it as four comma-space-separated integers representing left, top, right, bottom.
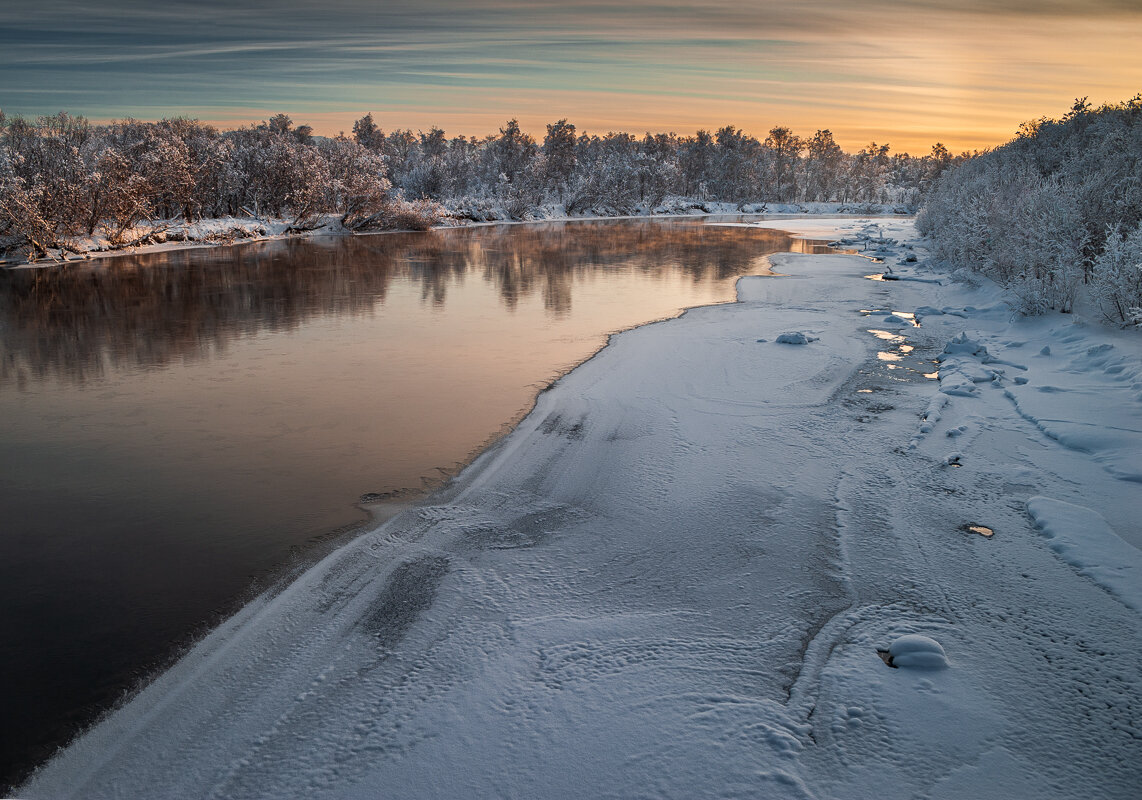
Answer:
21, 219, 1140, 799
1, 201, 904, 268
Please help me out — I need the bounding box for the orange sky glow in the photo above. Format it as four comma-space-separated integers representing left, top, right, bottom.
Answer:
3, 1, 1140, 154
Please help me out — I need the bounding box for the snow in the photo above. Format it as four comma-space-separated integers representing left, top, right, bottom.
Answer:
1026, 497, 1142, 613
4, 216, 301, 267
20, 217, 1142, 799
887, 634, 949, 668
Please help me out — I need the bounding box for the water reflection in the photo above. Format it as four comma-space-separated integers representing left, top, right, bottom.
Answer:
0, 222, 805, 388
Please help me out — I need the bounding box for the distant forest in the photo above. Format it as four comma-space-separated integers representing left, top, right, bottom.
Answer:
0, 110, 962, 257
2, 100, 1138, 326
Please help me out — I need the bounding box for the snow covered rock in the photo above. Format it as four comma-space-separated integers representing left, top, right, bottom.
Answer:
888, 635, 949, 669
940, 332, 990, 360
775, 331, 819, 345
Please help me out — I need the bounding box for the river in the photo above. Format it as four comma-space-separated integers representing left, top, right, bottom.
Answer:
0, 217, 838, 788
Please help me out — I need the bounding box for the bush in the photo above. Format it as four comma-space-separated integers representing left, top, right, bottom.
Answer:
919, 95, 1142, 316
1091, 224, 1142, 326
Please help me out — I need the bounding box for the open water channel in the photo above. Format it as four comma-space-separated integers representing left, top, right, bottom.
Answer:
0, 217, 839, 787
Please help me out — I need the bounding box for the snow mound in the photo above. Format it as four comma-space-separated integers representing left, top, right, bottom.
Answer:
1026, 497, 1142, 613
889, 634, 949, 669
940, 332, 991, 359
935, 332, 1008, 397
775, 331, 819, 345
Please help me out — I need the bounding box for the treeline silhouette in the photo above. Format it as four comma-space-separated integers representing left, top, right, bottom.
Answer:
0, 110, 963, 258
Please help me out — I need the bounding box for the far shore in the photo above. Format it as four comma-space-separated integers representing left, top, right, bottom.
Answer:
0, 200, 910, 269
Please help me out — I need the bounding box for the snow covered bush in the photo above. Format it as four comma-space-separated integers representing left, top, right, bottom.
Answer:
369, 196, 446, 232
1092, 224, 1142, 326
919, 95, 1142, 317
318, 136, 391, 230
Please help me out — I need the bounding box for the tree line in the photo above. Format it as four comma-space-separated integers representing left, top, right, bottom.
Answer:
0, 109, 962, 260
918, 95, 1142, 325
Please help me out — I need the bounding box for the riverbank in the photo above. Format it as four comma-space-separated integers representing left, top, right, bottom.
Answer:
21, 218, 1141, 798
0, 200, 907, 268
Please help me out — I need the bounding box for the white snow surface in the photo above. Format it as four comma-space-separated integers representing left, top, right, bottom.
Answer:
1026, 496, 1142, 613
22, 218, 1141, 799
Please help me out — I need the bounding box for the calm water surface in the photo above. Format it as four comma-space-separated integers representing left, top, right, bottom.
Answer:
0, 218, 836, 787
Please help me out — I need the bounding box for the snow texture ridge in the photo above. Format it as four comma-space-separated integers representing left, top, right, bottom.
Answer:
1026, 496, 1142, 613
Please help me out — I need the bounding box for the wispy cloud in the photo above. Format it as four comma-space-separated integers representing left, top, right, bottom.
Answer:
1, 0, 1138, 151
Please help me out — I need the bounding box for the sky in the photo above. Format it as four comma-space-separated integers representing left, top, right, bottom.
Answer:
1, 0, 1139, 153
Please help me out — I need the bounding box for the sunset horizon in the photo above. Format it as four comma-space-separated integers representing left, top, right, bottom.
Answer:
3, 0, 1139, 154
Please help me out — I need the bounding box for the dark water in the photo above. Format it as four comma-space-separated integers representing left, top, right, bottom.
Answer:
0, 218, 836, 788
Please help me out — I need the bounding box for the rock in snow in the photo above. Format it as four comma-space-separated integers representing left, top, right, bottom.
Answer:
775, 331, 819, 344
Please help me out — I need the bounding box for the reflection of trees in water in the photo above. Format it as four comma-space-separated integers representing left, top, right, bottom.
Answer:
0, 221, 815, 387
455, 221, 805, 315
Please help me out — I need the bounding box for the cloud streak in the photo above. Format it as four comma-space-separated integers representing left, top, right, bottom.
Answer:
1, 0, 1138, 151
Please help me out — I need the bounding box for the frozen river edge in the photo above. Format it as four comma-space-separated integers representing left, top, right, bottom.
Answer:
22, 218, 1141, 799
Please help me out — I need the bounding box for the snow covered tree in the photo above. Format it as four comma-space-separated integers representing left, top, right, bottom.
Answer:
352, 113, 386, 152
486, 119, 536, 186
1091, 224, 1142, 326
709, 126, 761, 202
803, 130, 844, 202
542, 119, 577, 196
764, 126, 803, 201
